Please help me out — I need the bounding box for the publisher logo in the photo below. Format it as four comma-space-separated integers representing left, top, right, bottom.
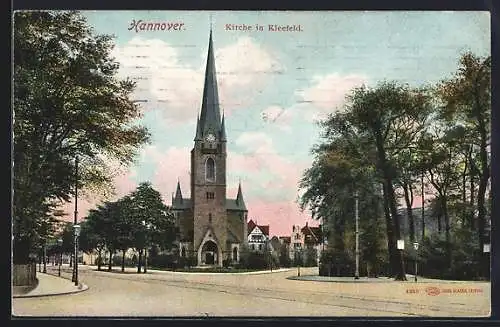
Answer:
425, 286, 441, 296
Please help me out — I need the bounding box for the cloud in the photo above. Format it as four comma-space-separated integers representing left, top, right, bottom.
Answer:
143, 145, 192, 201
112, 36, 282, 123
260, 105, 294, 132
231, 132, 311, 202
295, 73, 368, 121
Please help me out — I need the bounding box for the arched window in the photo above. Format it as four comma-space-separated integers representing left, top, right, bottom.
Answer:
206, 158, 215, 182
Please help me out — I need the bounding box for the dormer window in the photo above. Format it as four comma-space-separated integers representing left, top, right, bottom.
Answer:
205, 157, 215, 182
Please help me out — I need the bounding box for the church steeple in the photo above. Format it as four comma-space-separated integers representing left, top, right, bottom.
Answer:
235, 182, 247, 210
174, 180, 183, 205
197, 29, 222, 139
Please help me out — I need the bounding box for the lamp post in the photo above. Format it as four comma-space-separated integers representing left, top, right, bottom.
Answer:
142, 220, 152, 273
73, 224, 81, 286
43, 239, 47, 273
72, 155, 79, 283
413, 242, 419, 282
397, 239, 405, 279
483, 243, 490, 280
57, 239, 63, 277
354, 191, 359, 280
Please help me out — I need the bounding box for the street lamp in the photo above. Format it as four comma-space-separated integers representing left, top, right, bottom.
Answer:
397, 239, 405, 279
73, 224, 81, 286
57, 238, 63, 277
354, 191, 359, 280
43, 238, 47, 273
142, 220, 152, 273
413, 242, 419, 282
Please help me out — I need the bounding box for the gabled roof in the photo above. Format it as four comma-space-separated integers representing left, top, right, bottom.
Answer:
226, 199, 247, 211
226, 228, 240, 243
247, 220, 256, 234
301, 223, 321, 243
279, 236, 291, 244
259, 225, 269, 236
248, 222, 270, 237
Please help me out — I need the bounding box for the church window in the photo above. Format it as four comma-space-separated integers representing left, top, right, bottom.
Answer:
206, 157, 215, 182
259, 244, 262, 250
206, 192, 215, 200
209, 213, 212, 223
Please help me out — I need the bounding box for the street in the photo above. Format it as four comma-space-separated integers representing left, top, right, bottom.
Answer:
12, 265, 490, 317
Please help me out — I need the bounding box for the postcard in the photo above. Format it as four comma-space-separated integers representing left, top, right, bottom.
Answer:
12, 10, 491, 317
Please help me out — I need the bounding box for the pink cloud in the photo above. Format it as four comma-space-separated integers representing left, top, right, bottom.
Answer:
58, 166, 139, 223
141, 145, 191, 201
247, 200, 318, 237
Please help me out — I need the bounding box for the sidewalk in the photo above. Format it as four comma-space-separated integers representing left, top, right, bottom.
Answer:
288, 274, 486, 283
13, 272, 88, 298
88, 264, 291, 276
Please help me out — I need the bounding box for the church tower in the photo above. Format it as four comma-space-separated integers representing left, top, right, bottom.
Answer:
191, 30, 228, 265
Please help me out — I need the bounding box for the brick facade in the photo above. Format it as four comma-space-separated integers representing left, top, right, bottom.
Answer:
171, 31, 248, 267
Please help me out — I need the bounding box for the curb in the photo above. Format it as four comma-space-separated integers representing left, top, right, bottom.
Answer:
13, 283, 89, 299
158, 268, 292, 276
89, 266, 292, 276
287, 275, 396, 283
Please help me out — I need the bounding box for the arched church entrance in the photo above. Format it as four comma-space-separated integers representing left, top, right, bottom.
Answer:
202, 240, 218, 265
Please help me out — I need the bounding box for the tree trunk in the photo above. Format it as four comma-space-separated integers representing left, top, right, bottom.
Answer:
403, 183, 415, 242
375, 131, 406, 281
442, 196, 452, 267
108, 250, 113, 271
121, 249, 126, 272
69, 253, 73, 268
137, 250, 143, 273
97, 249, 102, 271
382, 182, 397, 278
437, 214, 442, 233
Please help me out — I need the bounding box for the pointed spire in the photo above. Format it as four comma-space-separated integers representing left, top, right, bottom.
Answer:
236, 181, 247, 210
174, 180, 183, 204
198, 30, 222, 138
220, 112, 227, 141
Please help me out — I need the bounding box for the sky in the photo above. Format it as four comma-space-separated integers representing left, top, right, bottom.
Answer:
61, 11, 490, 237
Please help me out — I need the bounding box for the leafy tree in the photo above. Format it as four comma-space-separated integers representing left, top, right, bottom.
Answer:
13, 11, 150, 263
437, 53, 491, 269
128, 182, 175, 273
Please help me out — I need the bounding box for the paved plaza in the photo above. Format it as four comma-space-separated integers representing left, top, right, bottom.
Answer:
12, 265, 490, 317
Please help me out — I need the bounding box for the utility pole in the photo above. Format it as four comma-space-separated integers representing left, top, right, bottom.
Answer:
355, 191, 360, 280
421, 171, 425, 242
72, 156, 79, 286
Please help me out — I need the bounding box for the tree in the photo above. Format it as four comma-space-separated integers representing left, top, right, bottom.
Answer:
347, 82, 433, 280
437, 53, 491, 268
13, 11, 150, 264
128, 182, 175, 273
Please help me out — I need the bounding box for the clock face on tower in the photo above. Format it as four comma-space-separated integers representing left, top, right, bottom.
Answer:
206, 133, 216, 142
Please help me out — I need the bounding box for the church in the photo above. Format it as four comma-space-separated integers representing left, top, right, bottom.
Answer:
171, 31, 249, 267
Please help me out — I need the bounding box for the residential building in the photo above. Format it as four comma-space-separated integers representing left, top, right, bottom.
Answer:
247, 219, 270, 252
